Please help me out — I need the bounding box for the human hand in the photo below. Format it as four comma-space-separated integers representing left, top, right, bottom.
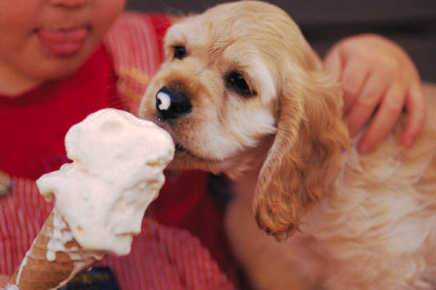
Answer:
0, 274, 9, 289
324, 34, 425, 153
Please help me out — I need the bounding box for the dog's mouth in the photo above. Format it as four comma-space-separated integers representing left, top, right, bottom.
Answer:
175, 143, 187, 152
173, 139, 220, 164
151, 123, 225, 171
173, 139, 198, 158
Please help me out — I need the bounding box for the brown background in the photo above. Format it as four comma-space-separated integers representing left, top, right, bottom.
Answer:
125, 0, 436, 83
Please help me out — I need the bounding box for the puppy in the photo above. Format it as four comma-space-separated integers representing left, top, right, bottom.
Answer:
139, 1, 436, 289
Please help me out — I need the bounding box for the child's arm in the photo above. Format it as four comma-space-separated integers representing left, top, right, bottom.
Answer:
324, 34, 426, 153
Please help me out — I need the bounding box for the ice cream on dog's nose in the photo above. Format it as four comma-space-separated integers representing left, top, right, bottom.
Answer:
155, 86, 192, 120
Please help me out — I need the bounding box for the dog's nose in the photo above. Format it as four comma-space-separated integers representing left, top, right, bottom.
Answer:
155, 86, 192, 120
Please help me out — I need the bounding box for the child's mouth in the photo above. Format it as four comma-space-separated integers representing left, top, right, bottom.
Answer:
34, 26, 89, 57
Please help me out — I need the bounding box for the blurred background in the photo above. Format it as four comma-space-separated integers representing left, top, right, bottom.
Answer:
125, 0, 436, 83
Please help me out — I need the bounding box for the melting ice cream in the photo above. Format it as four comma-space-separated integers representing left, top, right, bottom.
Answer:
37, 108, 174, 256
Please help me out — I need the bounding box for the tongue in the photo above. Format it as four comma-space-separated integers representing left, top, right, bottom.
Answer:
38, 27, 88, 42
36, 27, 88, 56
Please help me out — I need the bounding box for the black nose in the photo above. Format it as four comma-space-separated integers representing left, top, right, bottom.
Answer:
156, 86, 192, 120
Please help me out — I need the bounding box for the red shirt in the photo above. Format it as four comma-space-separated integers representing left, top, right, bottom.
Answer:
0, 45, 119, 179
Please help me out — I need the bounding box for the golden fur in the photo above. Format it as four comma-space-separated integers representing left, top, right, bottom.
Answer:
139, 1, 436, 289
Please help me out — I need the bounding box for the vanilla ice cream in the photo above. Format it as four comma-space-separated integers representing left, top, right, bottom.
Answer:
37, 108, 174, 256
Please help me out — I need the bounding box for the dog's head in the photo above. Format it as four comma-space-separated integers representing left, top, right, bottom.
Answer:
139, 1, 349, 240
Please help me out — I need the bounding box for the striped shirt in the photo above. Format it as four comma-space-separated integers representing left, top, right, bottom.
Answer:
1, 177, 234, 289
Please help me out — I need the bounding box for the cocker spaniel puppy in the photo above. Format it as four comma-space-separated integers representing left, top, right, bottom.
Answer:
139, 1, 436, 289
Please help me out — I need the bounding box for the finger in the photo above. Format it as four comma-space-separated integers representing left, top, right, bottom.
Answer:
357, 85, 405, 153
345, 74, 387, 137
402, 83, 426, 146
324, 48, 343, 81
341, 59, 369, 114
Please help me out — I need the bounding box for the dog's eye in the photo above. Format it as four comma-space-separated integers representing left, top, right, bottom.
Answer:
227, 72, 255, 96
173, 45, 187, 59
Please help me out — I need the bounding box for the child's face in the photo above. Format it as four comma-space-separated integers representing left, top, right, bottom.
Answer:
0, 0, 126, 94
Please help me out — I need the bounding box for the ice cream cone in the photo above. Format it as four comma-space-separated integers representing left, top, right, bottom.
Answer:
9, 211, 103, 290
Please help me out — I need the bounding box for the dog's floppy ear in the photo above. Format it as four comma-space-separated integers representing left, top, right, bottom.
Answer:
253, 65, 349, 241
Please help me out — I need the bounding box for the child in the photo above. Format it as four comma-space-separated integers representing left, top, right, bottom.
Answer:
0, 0, 425, 288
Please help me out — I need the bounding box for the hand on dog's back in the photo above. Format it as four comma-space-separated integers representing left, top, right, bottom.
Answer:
324, 34, 426, 154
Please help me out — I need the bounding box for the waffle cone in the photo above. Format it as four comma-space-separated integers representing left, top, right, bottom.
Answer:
9, 211, 102, 290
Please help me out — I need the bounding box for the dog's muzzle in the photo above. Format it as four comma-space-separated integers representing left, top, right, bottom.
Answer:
156, 86, 192, 120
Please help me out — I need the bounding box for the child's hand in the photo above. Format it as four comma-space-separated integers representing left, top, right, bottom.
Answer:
0, 274, 9, 288
324, 34, 426, 153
